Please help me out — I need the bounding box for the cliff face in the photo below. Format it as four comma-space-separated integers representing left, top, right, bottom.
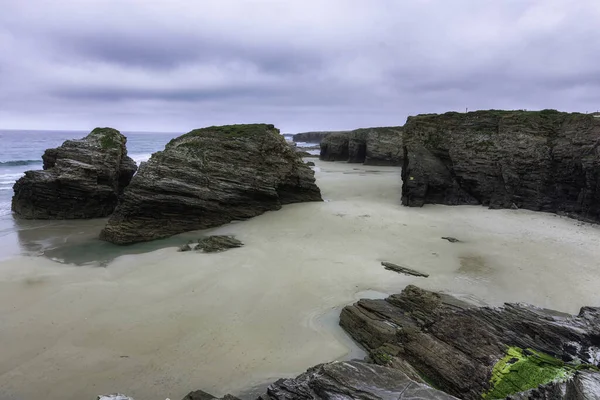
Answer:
100, 124, 322, 244
401, 110, 600, 222
319, 127, 403, 165
12, 128, 137, 219
292, 131, 348, 143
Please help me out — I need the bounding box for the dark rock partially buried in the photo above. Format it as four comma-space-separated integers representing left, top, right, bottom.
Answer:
100, 124, 322, 245
401, 110, 600, 222
12, 128, 137, 219
340, 285, 600, 400
196, 235, 243, 253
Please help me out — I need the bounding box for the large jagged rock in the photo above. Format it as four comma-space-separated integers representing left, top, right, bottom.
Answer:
100, 124, 322, 244
319, 127, 404, 165
189, 360, 457, 400
401, 110, 600, 222
340, 285, 600, 400
11, 128, 137, 219
293, 131, 347, 144
364, 126, 403, 165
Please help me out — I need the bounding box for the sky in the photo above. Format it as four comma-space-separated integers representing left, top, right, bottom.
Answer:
1, 0, 599, 133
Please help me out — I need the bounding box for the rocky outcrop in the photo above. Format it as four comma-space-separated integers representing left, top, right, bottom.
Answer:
100, 124, 322, 244
319, 127, 404, 165
12, 128, 136, 219
340, 285, 600, 400
319, 132, 350, 161
191, 360, 457, 400
364, 127, 403, 165
401, 110, 600, 222
293, 131, 348, 144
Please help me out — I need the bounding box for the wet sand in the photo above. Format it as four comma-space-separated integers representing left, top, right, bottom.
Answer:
1, 160, 600, 400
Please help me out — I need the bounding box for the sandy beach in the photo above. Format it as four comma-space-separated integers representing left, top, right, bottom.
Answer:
1, 159, 600, 400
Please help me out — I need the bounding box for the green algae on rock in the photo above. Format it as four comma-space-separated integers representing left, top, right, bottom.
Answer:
484, 347, 572, 399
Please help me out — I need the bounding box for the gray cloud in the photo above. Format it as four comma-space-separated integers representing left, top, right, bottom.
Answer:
1, 0, 600, 132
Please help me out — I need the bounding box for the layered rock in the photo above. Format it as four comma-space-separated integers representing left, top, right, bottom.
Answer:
319, 127, 403, 165
100, 124, 322, 244
12, 128, 136, 219
401, 110, 600, 222
340, 285, 600, 400
364, 126, 403, 165
293, 131, 348, 144
190, 360, 457, 400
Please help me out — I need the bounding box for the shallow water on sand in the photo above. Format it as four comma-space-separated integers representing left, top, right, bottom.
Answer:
1, 160, 600, 400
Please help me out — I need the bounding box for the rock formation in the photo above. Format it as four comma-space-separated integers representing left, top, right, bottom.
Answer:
100, 124, 322, 244
364, 127, 403, 165
319, 127, 403, 165
401, 110, 600, 222
319, 132, 350, 161
292, 131, 348, 144
340, 285, 600, 400
189, 360, 457, 400
12, 128, 137, 219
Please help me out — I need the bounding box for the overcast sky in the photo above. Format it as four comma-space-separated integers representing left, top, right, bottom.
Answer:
1, 0, 599, 133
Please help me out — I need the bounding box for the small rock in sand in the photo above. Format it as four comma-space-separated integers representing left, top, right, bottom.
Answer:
97, 395, 134, 400
196, 235, 244, 253
441, 236, 461, 243
178, 242, 193, 252
381, 262, 429, 277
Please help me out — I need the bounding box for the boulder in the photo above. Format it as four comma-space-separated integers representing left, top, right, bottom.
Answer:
100, 124, 322, 244
347, 129, 369, 163
340, 285, 600, 400
12, 128, 137, 219
319, 132, 350, 161
401, 110, 600, 222
293, 131, 348, 144
364, 127, 403, 165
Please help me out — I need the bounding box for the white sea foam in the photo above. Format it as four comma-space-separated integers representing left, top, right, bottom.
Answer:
130, 153, 152, 165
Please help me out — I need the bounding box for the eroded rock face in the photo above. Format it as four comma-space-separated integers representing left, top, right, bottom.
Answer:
340, 285, 600, 400
319, 127, 403, 165
100, 124, 322, 244
364, 127, 403, 166
402, 110, 600, 222
319, 132, 350, 161
12, 128, 137, 219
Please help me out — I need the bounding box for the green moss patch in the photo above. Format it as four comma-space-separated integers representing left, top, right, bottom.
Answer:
168, 124, 278, 148
89, 128, 123, 150
484, 347, 573, 399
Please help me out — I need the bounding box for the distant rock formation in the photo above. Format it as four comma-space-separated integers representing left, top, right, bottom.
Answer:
320, 132, 350, 161
292, 131, 349, 144
401, 110, 600, 222
12, 128, 137, 219
341, 285, 600, 400
100, 124, 322, 244
319, 127, 403, 165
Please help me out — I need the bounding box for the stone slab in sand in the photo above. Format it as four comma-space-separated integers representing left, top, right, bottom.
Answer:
0, 160, 600, 399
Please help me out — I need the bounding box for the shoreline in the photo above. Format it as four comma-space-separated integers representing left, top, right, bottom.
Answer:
1, 160, 600, 399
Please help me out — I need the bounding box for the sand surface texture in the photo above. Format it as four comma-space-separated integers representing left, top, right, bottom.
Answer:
1, 160, 599, 400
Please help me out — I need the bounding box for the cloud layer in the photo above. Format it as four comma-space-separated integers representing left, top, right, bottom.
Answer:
1, 0, 599, 132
